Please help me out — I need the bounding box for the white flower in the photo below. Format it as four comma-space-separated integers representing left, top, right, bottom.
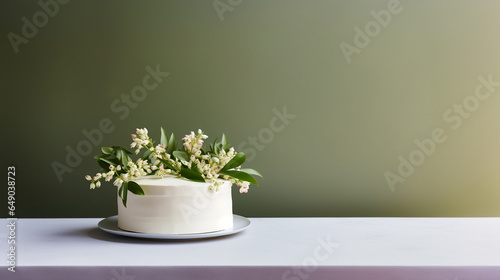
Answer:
121, 173, 129, 182
85, 175, 92, 181
156, 144, 166, 152
96, 181, 101, 188
104, 171, 114, 181
238, 181, 250, 193
90, 183, 96, 189
228, 147, 235, 157
135, 128, 149, 140
113, 178, 123, 187
130, 128, 153, 154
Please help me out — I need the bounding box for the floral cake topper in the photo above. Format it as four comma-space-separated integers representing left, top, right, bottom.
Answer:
85, 128, 262, 207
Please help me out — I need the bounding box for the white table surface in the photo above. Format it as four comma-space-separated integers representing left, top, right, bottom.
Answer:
1, 217, 500, 279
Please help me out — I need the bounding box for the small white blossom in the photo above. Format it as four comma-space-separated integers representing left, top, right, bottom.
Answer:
239, 181, 250, 193
121, 173, 129, 182
104, 171, 114, 181
113, 178, 123, 187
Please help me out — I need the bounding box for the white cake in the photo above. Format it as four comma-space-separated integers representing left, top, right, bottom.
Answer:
117, 175, 233, 234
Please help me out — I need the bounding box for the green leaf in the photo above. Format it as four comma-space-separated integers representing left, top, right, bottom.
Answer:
238, 168, 263, 178
101, 147, 113, 155
180, 167, 205, 183
173, 151, 189, 162
120, 149, 128, 167
220, 152, 246, 172
96, 157, 120, 166
118, 185, 124, 199
97, 159, 110, 171
94, 154, 107, 159
167, 133, 177, 154
113, 146, 133, 155
219, 170, 259, 185
128, 181, 145, 196
111, 146, 122, 158
221, 133, 228, 148
122, 182, 128, 207
158, 159, 177, 171
161, 127, 168, 147
142, 149, 153, 160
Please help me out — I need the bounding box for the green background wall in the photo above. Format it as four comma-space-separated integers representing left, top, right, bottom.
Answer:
2, 0, 500, 218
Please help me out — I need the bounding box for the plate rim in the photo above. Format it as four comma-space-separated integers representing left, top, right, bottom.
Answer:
98, 214, 250, 240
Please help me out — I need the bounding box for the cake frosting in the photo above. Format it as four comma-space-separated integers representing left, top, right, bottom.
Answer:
117, 175, 233, 234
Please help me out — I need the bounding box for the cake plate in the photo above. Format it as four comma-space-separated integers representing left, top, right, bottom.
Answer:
98, 214, 250, 239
